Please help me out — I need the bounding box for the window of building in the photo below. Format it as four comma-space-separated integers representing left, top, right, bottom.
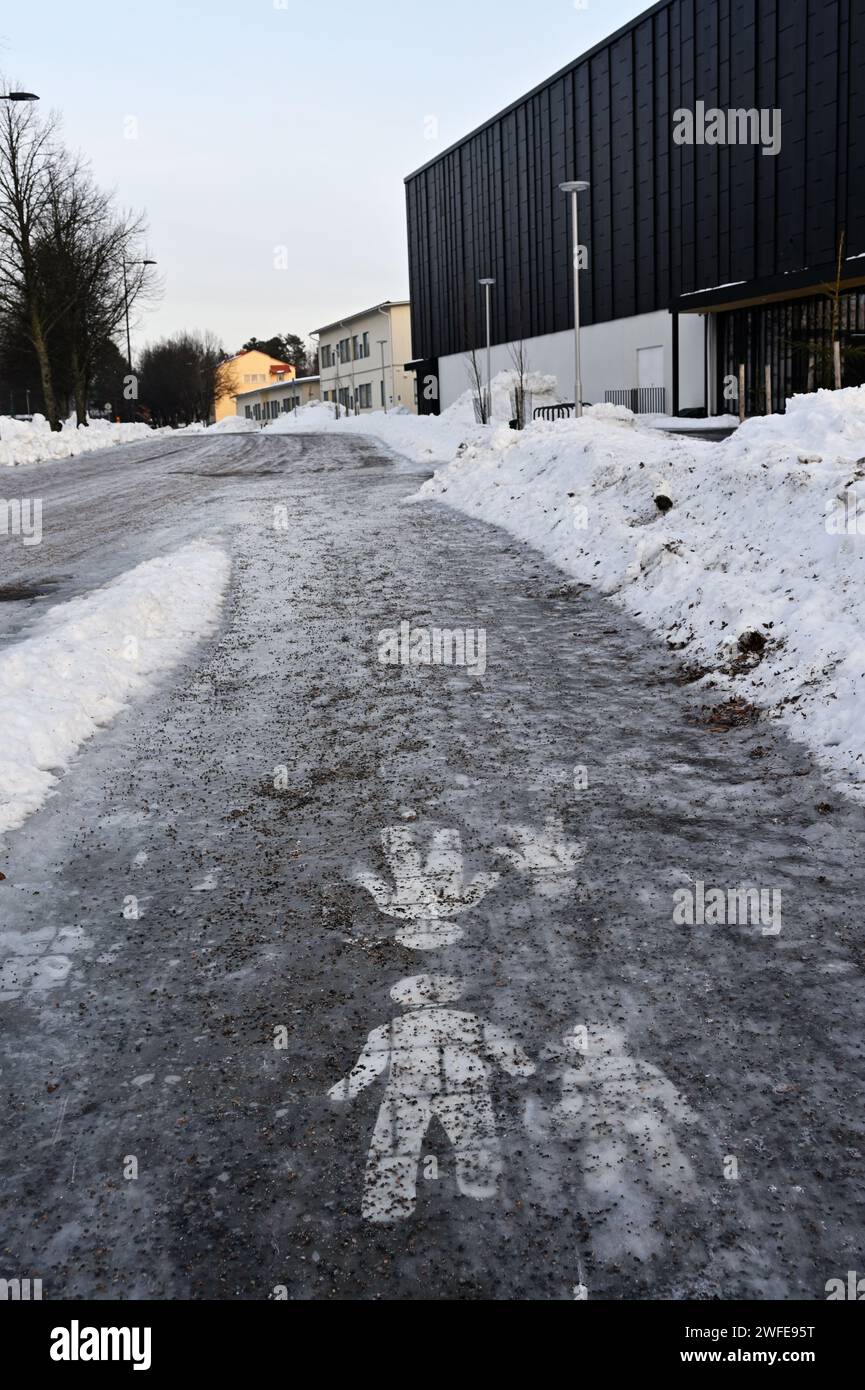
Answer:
381, 379, 386, 406
339, 387, 350, 409
362, 331, 370, 359
245, 406, 252, 419
357, 383, 372, 409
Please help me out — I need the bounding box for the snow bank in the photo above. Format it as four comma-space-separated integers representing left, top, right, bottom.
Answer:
0, 414, 154, 468
411, 386, 865, 801
205, 415, 260, 434
262, 370, 562, 466
722, 385, 865, 464
0, 541, 230, 836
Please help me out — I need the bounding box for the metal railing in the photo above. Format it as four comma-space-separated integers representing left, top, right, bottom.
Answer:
604, 387, 667, 414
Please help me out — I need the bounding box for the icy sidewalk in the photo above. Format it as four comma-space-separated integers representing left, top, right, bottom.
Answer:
267, 379, 865, 801
415, 387, 865, 801
0, 539, 230, 835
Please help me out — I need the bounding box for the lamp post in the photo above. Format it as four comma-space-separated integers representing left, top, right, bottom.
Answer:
559, 180, 590, 418
378, 339, 389, 412
377, 304, 396, 411
479, 278, 495, 423
122, 259, 157, 375
0, 92, 40, 102
122, 259, 156, 419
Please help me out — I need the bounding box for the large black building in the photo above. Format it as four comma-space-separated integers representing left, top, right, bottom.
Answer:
405, 0, 865, 416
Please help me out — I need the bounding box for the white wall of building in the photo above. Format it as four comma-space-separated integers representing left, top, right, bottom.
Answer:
318, 304, 417, 415
436, 310, 706, 414
235, 376, 321, 423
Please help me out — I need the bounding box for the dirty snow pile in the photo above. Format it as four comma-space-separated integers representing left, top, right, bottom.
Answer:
263, 371, 561, 466
413, 387, 865, 801
0, 414, 154, 468
0, 541, 230, 837
180, 414, 261, 435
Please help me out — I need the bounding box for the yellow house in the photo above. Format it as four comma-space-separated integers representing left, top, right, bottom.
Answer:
214, 349, 296, 422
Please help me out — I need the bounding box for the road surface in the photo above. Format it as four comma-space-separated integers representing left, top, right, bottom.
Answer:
1, 432, 864, 1300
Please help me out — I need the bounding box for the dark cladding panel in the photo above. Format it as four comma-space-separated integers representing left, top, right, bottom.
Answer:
849, 0, 865, 255
653, 5, 671, 306
610, 34, 637, 317
774, 0, 808, 273
754, 0, 778, 278
674, 0, 696, 297
573, 62, 595, 327
589, 48, 613, 324
726, 0, 758, 285
805, 0, 842, 267
634, 17, 658, 314
405, 0, 857, 360
694, 0, 721, 290
549, 77, 570, 338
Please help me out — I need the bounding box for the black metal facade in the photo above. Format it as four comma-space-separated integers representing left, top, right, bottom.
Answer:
405, 0, 865, 362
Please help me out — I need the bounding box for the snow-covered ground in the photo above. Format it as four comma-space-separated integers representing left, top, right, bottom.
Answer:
0, 540, 230, 837
274, 380, 865, 802
263, 372, 561, 464
0, 414, 155, 468
181, 415, 260, 435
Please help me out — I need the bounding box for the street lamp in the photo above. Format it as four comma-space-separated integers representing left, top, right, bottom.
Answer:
377, 339, 389, 413
479, 278, 495, 423
122, 258, 157, 420
559, 180, 590, 418
0, 92, 40, 102
120, 258, 156, 372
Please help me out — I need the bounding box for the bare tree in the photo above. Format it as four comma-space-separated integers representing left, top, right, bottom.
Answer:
138, 330, 227, 428
784, 230, 865, 393
465, 348, 488, 424
508, 339, 530, 429
0, 92, 64, 427
37, 165, 157, 424
0, 83, 157, 428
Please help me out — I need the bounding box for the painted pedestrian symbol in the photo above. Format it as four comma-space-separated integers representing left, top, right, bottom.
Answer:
524, 1023, 699, 1259
495, 814, 585, 898
355, 827, 499, 950
328, 975, 535, 1224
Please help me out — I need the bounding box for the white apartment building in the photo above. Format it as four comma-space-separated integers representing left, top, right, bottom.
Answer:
315, 301, 416, 415
235, 375, 321, 424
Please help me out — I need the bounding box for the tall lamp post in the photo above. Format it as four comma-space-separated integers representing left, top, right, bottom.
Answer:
559, 180, 590, 418
122, 258, 157, 419
378, 339, 389, 413
0, 92, 40, 102
479, 278, 495, 423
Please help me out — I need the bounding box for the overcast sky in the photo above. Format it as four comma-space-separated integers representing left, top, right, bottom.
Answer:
2, 0, 648, 356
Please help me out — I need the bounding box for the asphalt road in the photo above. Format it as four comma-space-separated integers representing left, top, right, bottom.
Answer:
1, 432, 864, 1301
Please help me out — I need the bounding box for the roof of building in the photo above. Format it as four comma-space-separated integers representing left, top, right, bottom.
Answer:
233, 375, 320, 399
224, 349, 295, 371
313, 300, 410, 336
